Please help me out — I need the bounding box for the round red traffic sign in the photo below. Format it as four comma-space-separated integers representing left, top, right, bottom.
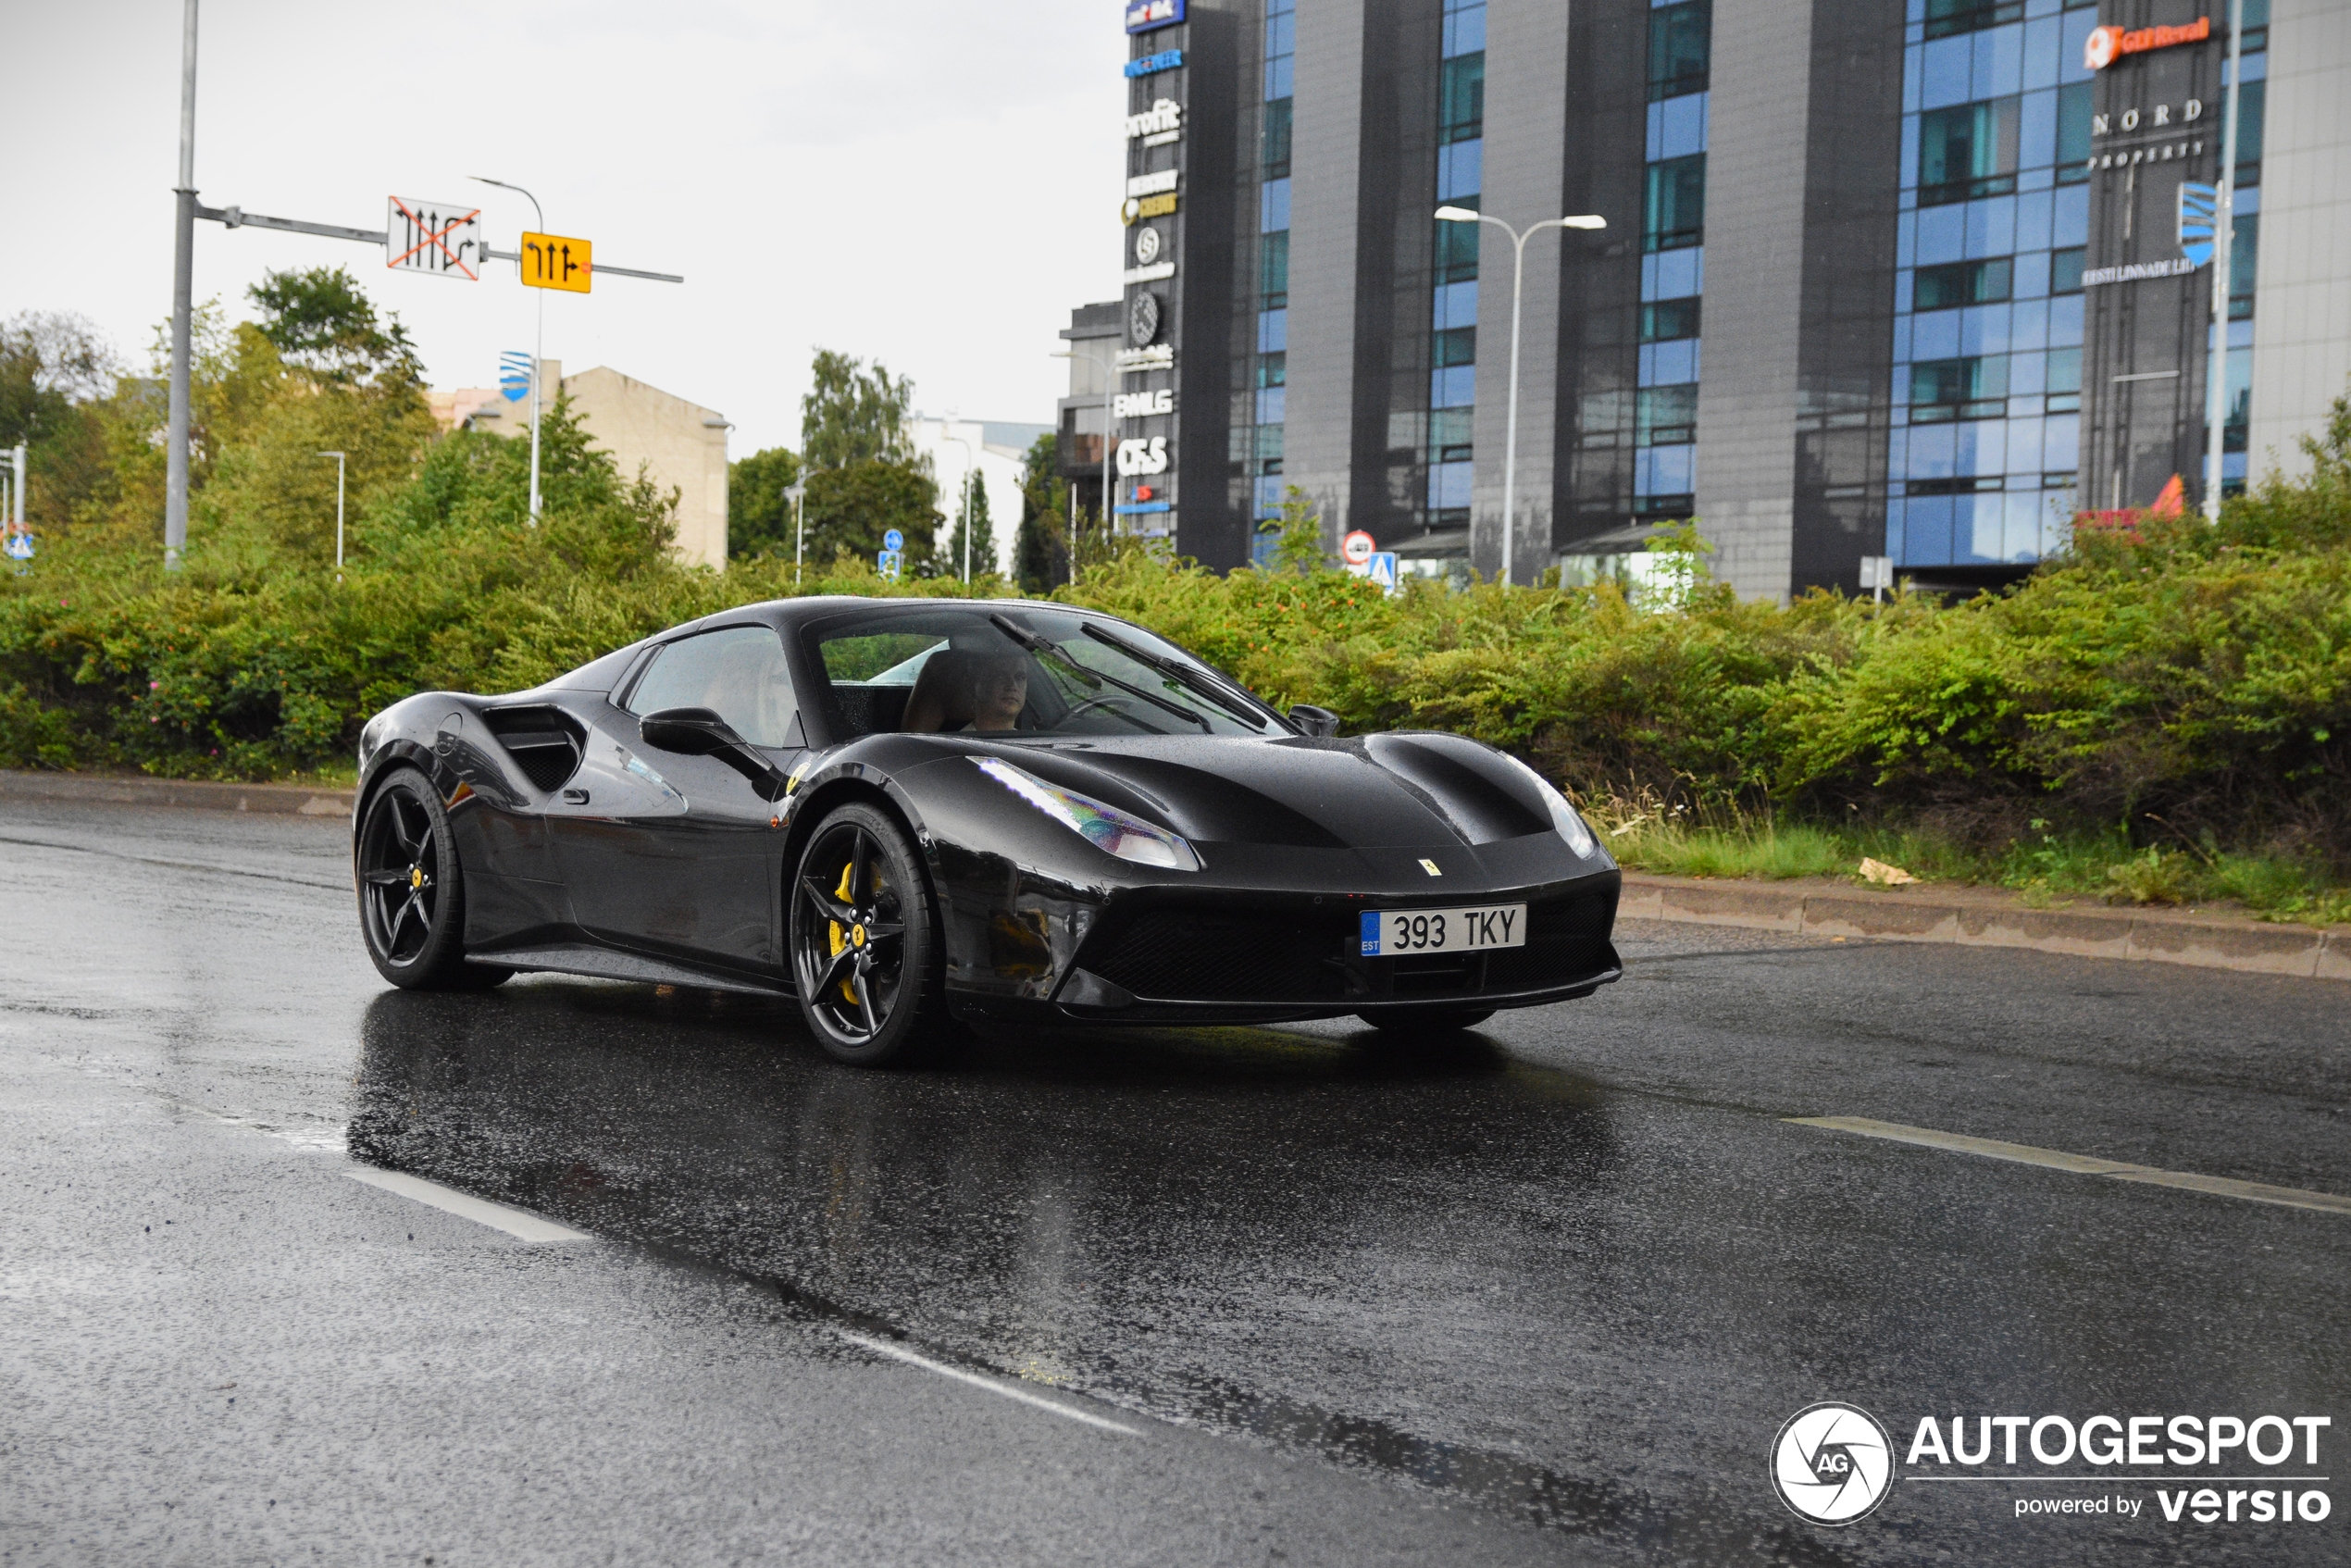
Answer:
1340, 529, 1375, 566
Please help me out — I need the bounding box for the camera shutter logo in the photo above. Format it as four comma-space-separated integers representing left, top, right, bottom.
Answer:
1772, 1403, 1895, 1525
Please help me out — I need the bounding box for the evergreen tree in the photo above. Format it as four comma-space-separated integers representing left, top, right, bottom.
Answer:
941, 465, 998, 580
1014, 432, 1068, 592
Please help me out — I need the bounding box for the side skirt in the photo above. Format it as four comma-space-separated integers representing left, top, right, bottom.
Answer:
473, 942, 796, 1000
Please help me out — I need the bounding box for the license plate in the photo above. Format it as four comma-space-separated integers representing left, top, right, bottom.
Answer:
1360, 903, 1527, 956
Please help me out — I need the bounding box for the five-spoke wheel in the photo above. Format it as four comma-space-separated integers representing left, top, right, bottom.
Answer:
790, 803, 939, 1064
356, 768, 507, 990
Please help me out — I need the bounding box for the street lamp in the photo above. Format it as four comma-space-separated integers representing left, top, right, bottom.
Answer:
942, 424, 976, 584
785, 480, 807, 585
468, 175, 547, 523
316, 450, 346, 572
2202, 0, 2247, 522
1436, 205, 1606, 587
1051, 345, 1116, 587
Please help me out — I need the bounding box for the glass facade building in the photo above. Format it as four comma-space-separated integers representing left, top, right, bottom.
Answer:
1086, 0, 2338, 597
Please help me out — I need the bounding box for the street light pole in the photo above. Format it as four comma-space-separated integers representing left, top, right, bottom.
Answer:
2203, 0, 2246, 522
317, 451, 346, 571
468, 176, 547, 522
164, 0, 199, 571
1051, 345, 1116, 587
942, 427, 976, 584
1436, 206, 1606, 587
785, 480, 807, 586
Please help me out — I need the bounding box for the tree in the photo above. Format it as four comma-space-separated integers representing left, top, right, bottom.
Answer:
246, 267, 422, 387
0, 313, 119, 535
1014, 432, 1068, 592
801, 349, 917, 472
728, 445, 802, 560
1266, 486, 1326, 574
802, 458, 940, 572
941, 463, 998, 579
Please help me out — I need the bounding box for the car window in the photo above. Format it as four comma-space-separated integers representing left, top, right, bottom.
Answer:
624, 626, 799, 748
806, 607, 1279, 740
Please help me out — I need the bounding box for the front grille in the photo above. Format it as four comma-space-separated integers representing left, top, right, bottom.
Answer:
1089, 908, 1348, 1002
1482, 886, 1618, 991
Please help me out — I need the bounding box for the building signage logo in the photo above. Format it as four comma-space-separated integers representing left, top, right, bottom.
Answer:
1122, 194, 1178, 224
1115, 344, 1174, 374
1116, 436, 1170, 476
1125, 48, 1183, 79
1122, 262, 1176, 284
1127, 292, 1163, 348
2082, 256, 2200, 286
1126, 98, 1183, 144
2084, 16, 2210, 71
1114, 388, 1173, 418
1125, 168, 1179, 199
2093, 100, 2203, 136
1134, 226, 1163, 265
1125, 0, 1185, 36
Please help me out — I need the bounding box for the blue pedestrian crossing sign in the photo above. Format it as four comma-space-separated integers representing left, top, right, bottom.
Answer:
1365, 551, 1399, 592
882, 529, 904, 553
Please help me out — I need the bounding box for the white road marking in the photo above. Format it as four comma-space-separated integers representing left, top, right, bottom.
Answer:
1788, 1116, 2351, 1216
345, 1166, 593, 1243
834, 1330, 1143, 1436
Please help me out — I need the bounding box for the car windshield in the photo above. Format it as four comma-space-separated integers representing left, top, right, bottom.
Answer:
806, 606, 1282, 740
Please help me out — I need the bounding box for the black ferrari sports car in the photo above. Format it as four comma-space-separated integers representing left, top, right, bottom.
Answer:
353, 596, 1621, 1063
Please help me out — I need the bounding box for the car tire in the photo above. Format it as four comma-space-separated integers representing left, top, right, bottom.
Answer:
356, 766, 508, 990
789, 802, 942, 1066
1356, 1007, 1496, 1036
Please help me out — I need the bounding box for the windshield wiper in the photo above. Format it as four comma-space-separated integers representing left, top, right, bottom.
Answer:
990, 613, 1099, 687
1080, 623, 1269, 728
993, 613, 1208, 732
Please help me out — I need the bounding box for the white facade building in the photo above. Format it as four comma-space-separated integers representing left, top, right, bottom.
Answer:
905, 414, 1052, 580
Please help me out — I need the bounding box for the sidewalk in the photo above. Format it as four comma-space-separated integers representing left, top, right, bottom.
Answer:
0, 767, 354, 818
4, 768, 2342, 982
1622, 872, 2350, 982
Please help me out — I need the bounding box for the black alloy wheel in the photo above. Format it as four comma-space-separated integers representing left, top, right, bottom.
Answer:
356, 768, 508, 990
790, 803, 939, 1065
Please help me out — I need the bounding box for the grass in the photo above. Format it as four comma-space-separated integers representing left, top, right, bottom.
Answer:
1582, 790, 2351, 928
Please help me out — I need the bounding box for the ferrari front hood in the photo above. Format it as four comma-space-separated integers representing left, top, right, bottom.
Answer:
977, 732, 1553, 852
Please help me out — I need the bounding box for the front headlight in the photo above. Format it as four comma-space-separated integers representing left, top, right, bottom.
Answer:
973, 756, 1202, 872
1499, 753, 1601, 860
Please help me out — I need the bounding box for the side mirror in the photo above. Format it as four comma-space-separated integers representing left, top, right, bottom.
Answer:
637, 706, 792, 802
1288, 703, 1340, 739
638, 706, 735, 756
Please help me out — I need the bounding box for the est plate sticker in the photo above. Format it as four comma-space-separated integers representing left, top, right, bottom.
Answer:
1361, 903, 1528, 956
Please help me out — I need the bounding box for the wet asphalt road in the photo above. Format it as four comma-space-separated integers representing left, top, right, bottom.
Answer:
1, 801, 2345, 1567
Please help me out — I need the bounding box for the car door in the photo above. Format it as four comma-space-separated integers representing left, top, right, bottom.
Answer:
548, 625, 808, 974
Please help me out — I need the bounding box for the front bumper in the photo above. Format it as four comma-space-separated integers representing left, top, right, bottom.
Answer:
1032, 867, 1622, 1025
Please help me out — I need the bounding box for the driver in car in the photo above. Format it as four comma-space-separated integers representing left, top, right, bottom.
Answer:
968, 654, 1028, 733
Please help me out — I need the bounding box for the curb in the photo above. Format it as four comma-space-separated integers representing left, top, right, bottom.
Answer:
0, 768, 355, 819
1620, 873, 2349, 983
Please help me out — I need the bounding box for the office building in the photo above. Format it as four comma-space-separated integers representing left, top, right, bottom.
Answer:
1086, 0, 2348, 598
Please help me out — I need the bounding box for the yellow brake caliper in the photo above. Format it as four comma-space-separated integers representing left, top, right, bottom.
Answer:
828, 862, 859, 1003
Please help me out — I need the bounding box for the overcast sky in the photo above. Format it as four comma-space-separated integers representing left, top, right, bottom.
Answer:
9, 0, 1128, 457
